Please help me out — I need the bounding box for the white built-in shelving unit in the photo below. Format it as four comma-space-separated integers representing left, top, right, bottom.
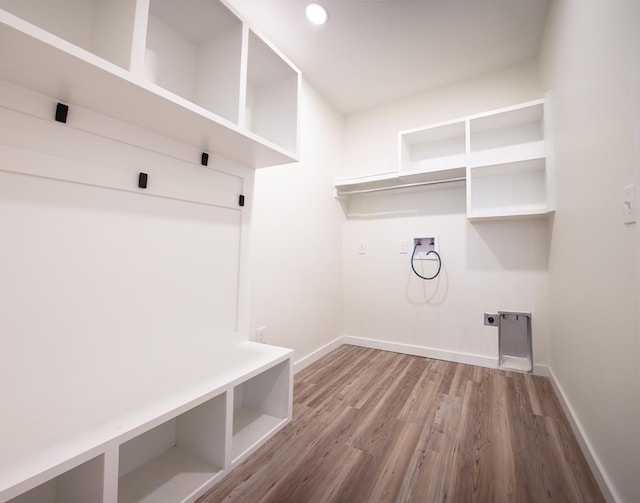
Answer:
2, 341, 293, 503
334, 99, 553, 221
466, 100, 548, 219
0, 5, 299, 501
0, 0, 300, 168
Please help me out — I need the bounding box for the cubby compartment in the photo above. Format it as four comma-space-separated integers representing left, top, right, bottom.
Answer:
469, 101, 544, 168
7, 455, 105, 503
144, 0, 243, 123
232, 359, 291, 463
118, 394, 226, 503
399, 120, 466, 174
0, 0, 136, 69
467, 158, 547, 219
245, 31, 299, 153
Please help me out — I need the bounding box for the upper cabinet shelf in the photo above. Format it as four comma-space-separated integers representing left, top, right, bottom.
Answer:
400, 119, 466, 175
0, 0, 138, 70
143, 0, 244, 125
468, 101, 544, 168
466, 100, 549, 220
0, 0, 300, 168
335, 99, 553, 221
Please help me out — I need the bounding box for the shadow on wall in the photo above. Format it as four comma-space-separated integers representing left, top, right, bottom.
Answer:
466, 217, 551, 271
405, 260, 449, 305
342, 183, 466, 219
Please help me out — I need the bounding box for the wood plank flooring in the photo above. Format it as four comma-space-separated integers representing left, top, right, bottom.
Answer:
198, 345, 604, 503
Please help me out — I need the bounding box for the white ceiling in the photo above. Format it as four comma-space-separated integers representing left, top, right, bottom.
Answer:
228, 0, 551, 115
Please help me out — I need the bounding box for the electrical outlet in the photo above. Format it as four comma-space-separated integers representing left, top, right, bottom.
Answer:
484, 313, 499, 327
399, 240, 409, 254
358, 241, 367, 255
256, 326, 266, 343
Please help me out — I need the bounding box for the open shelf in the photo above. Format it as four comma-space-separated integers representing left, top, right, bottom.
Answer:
469, 101, 544, 167
245, 30, 299, 154
335, 167, 466, 197
231, 359, 291, 464
7, 455, 104, 503
0, 0, 136, 70
118, 394, 226, 503
467, 158, 548, 220
399, 119, 466, 173
144, 0, 243, 123
0, 0, 299, 167
336, 99, 551, 220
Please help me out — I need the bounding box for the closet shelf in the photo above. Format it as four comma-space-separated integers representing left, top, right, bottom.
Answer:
0, 7, 299, 169
334, 167, 466, 197
335, 99, 554, 221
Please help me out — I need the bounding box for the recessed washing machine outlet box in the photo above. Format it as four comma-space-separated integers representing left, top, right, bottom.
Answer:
411, 234, 439, 260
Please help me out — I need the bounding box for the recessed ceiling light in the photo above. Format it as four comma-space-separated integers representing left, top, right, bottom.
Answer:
306, 3, 328, 25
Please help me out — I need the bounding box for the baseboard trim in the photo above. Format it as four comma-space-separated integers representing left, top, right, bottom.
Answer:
546, 367, 617, 503
342, 335, 498, 369
294, 336, 344, 374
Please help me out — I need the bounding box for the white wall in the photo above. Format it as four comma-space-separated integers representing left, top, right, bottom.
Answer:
0, 87, 253, 395
341, 61, 551, 367
249, 79, 345, 362
540, 0, 640, 501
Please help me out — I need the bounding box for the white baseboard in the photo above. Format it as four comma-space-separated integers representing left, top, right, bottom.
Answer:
546, 367, 617, 503
533, 363, 550, 377
342, 335, 499, 369
293, 336, 344, 374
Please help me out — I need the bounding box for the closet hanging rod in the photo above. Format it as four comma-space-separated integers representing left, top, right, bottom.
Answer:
337, 176, 466, 196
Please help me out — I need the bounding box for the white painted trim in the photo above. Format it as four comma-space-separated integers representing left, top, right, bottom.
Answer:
342, 335, 498, 369
545, 367, 617, 503
293, 337, 344, 374
533, 364, 550, 377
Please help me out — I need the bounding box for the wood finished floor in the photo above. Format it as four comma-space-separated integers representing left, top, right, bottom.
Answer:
199, 345, 604, 503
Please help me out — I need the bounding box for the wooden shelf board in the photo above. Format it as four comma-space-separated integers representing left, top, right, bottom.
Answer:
118, 446, 223, 503
0, 13, 297, 168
